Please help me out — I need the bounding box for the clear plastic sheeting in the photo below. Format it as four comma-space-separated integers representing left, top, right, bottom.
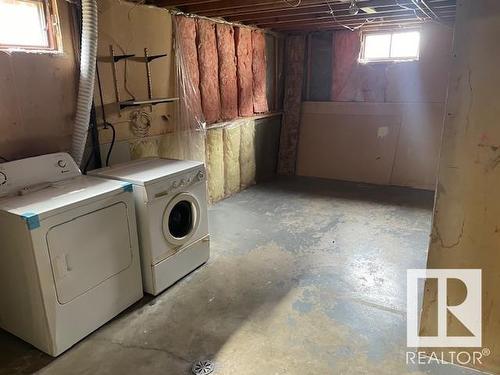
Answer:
130, 138, 160, 159
170, 14, 279, 203
159, 130, 206, 161
170, 15, 206, 163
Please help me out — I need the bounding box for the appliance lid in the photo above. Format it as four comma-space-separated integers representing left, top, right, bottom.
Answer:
89, 157, 204, 186
0, 175, 133, 221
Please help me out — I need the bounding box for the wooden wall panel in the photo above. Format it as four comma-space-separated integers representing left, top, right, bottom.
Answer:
296, 101, 445, 190
96, 2, 176, 151
297, 102, 401, 185
390, 103, 444, 189
0, 0, 77, 161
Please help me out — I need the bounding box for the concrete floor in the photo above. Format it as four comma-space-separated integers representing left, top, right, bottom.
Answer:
0, 177, 485, 375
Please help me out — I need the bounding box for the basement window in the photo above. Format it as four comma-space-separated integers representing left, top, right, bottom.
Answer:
0, 0, 60, 52
360, 30, 420, 63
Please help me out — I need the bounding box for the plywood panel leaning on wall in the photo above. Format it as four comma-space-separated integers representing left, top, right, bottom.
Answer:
216, 23, 238, 120
277, 35, 306, 176
223, 124, 241, 196
235, 27, 254, 117
389, 103, 444, 190
296, 102, 401, 185
197, 19, 221, 125
252, 30, 268, 114
206, 128, 225, 202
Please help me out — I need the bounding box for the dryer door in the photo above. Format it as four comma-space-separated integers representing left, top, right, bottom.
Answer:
162, 193, 200, 247
46, 202, 133, 305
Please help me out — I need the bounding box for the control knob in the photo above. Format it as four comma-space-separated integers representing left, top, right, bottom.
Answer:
0, 172, 6, 185
57, 159, 67, 168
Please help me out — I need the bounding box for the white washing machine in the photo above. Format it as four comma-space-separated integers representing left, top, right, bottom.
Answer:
90, 158, 209, 295
0, 153, 143, 356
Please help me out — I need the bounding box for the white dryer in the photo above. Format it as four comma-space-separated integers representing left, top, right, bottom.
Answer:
0, 153, 143, 356
90, 158, 209, 295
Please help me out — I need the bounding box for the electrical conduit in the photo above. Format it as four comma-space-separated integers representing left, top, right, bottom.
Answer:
71, 0, 98, 166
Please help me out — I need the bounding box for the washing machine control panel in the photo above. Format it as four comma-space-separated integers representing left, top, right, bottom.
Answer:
153, 168, 206, 199
0, 153, 80, 197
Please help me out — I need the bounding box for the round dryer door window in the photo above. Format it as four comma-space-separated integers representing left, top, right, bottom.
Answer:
163, 193, 200, 246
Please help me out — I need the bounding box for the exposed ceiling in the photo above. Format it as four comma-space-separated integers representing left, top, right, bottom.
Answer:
146, 0, 457, 32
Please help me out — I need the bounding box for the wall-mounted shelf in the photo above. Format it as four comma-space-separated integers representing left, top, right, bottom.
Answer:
119, 97, 179, 110
109, 45, 171, 112
145, 53, 167, 63
113, 54, 135, 62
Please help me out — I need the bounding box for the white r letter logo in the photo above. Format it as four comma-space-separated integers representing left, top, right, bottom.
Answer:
407, 269, 482, 348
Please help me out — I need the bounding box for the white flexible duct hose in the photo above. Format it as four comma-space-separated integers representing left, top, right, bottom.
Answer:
71, 0, 98, 166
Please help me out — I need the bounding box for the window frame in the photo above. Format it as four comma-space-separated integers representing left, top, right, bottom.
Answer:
0, 0, 60, 52
359, 29, 421, 64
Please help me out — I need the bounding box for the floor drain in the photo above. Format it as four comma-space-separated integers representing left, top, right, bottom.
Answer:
192, 360, 215, 375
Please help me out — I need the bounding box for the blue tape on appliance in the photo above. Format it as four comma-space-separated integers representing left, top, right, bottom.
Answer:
122, 183, 134, 193
21, 212, 40, 230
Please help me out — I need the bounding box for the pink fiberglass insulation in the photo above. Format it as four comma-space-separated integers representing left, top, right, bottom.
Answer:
331, 30, 362, 101
197, 19, 221, 125
235, 27, 253, 117
251, 30, 268, 113
174, 16, 202, 120
331, 30, 388, 102
216, 23, 238, 120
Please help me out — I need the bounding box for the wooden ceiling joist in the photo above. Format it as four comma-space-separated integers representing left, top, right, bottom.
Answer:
268, 13, 443, 29
147, 0, 456, 32
185, 0, 411, 17
232, 4, 456, 24
225, 0, 456, 22
274, 15, 454, 31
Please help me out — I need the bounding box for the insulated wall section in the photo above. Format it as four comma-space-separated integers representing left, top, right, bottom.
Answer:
216, 23, 238, 120
235, 27, 254, 117
197, 19, 221, 124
